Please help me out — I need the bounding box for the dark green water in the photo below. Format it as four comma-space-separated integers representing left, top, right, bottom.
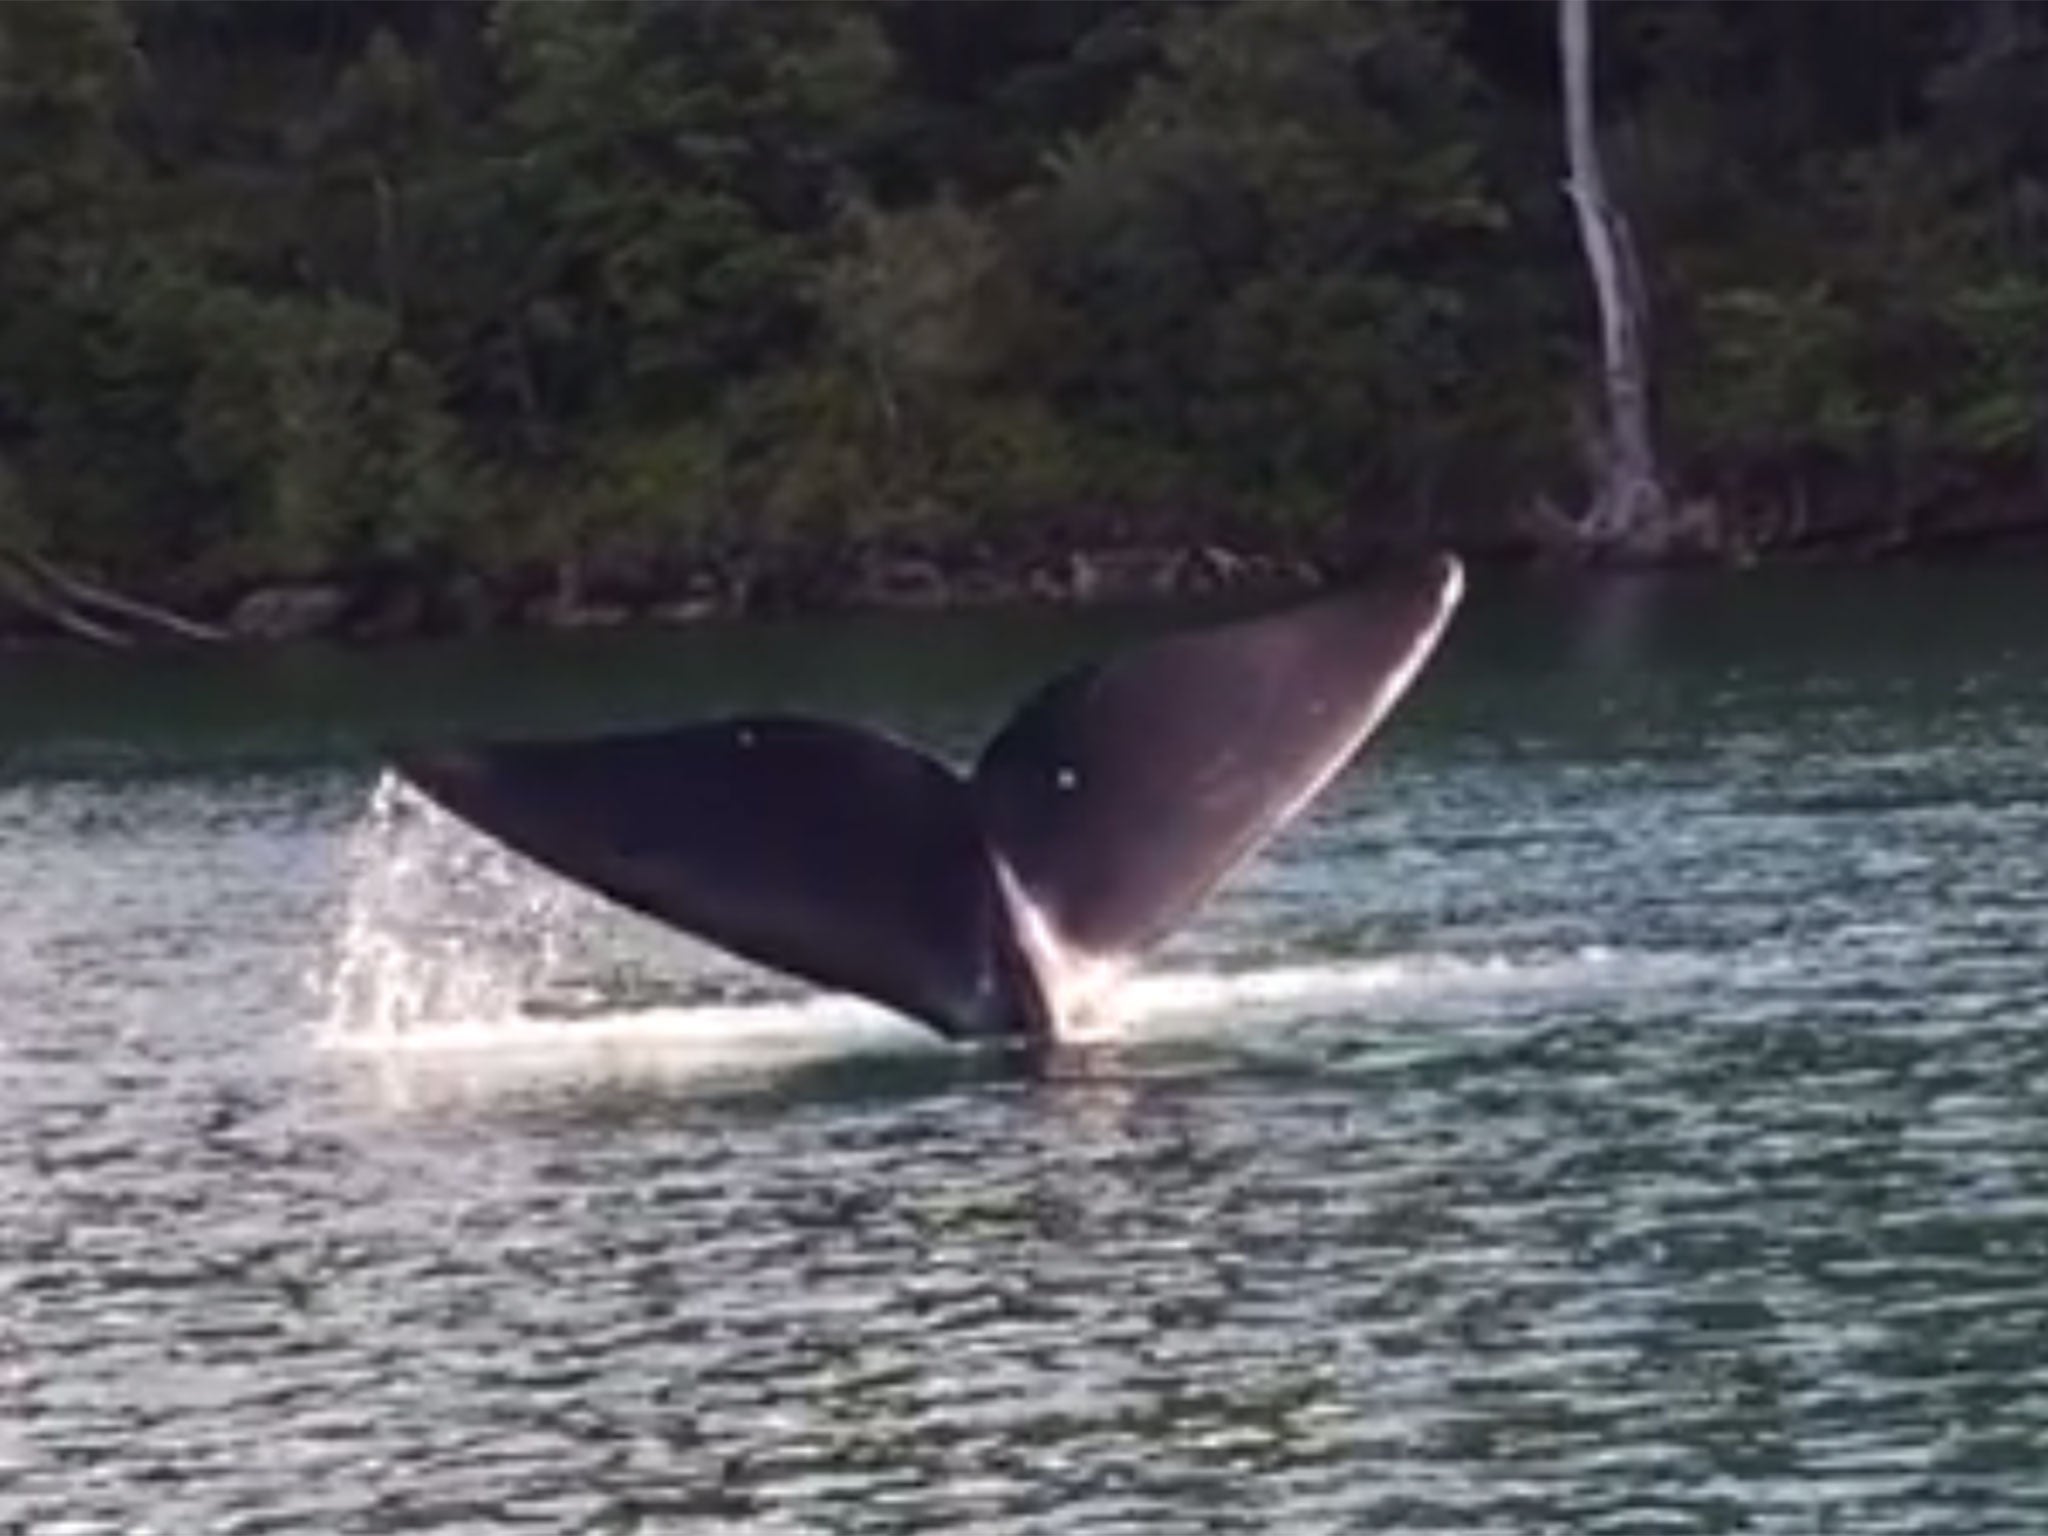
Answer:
5, 568, 2047, 1532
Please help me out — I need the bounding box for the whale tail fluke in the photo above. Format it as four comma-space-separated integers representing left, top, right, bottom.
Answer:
396, 553, 1464, 1043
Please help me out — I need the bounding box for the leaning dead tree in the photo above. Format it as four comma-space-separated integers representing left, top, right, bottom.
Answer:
0, 545, 225, 646
1551, 0, 1683, 559
0, 448, 225, 643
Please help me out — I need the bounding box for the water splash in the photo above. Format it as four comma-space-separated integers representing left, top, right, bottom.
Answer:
320, 773, 594, 1038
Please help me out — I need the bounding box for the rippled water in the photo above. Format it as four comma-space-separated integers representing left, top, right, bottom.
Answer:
5, 569, 2048, 1533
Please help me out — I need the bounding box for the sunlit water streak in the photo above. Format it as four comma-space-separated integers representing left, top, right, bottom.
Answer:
7, 570, 2048, 1533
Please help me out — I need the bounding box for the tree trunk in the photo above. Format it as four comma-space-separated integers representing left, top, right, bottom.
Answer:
0, 557, 133, 646
372, 169, 403, 322
1558, 0, 1676, 559
0, 547, 225, 645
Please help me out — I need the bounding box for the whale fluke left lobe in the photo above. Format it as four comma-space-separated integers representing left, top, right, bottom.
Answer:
396, 719, 1043, 1040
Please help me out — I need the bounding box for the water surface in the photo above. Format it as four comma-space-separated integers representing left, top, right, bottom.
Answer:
5, 568, 2047, 1532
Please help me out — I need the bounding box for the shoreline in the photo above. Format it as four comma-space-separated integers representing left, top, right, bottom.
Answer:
6, 497, 2048, 654
0, 542, 1343, 653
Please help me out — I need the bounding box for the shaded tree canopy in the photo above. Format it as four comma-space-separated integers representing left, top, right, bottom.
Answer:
2, 0, 2044, 629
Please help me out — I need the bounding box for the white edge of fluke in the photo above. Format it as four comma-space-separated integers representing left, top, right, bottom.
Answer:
1002, 553, 1466, 1042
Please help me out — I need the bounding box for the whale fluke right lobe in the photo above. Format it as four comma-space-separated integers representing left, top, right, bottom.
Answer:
972, 553, 1462, 971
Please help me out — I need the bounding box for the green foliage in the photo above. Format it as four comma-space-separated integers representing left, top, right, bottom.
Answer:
1943, 276, 2048, 456
178, 289, 478, 578
0, 0, 2043, 615
964, 1, 1516, 535
483, 1, 891, 417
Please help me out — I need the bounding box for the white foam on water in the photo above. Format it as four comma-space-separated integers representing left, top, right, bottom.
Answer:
1059, 942, 1701, 1045
322, 995, 945, 1102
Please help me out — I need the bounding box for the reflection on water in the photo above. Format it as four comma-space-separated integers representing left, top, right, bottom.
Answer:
5, 567, 2048, 1532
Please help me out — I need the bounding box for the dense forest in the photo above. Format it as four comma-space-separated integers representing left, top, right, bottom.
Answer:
2, 0, 2045, 639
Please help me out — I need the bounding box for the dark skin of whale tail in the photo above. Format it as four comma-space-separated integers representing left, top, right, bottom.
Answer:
394, 553, 1463, 1044
394, 720, 1050, 1041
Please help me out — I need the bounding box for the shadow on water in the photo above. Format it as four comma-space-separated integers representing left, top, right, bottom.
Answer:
0, 599, 1193, 781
